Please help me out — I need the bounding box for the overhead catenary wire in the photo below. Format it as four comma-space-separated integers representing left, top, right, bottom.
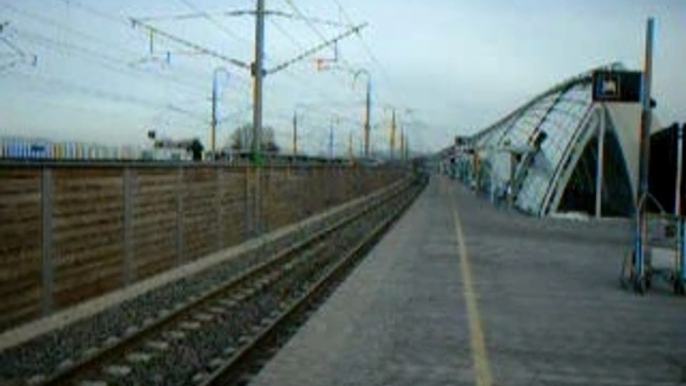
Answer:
129, 18, 251, 71
174, 0, 253, 47
15, 3, 258, 99
149, 0, 363, 103
279, 0, 395, 133
1, 2, 253, 145
3, 1, 139, 57
152, 0, 359, 119
49, 0, 381, 111
6, 22, 256, 127
171, 0, 356, 102
253, 10, 380, 137
3, 0, 402, 155
330, 0, 434, 151
48, 0, 255, 89
266, 17, 356, 95
2, 1, 255, 94
13, 29, 210, 98
264, 3, 384, 147
137, 8, 355, 29
8, 68, 209, 124
0, 11, 212, 120
280, 0, 356, 71
329, 0, 402, 102
267, 16, 355, 104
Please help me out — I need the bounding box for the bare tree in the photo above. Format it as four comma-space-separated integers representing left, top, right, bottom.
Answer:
229, 124, 280, 153
229, 123, 250, 151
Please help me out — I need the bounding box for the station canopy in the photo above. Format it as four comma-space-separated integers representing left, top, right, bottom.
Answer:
457, 63, 663, 217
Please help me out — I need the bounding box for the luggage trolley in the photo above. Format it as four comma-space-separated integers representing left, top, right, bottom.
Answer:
621, 208, 686, 294
675, 216, 686, 294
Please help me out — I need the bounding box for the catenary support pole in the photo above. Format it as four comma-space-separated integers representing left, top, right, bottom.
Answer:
252, 0, 265, 156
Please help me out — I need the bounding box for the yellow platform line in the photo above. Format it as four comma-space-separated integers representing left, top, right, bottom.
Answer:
450, 189, 493, 386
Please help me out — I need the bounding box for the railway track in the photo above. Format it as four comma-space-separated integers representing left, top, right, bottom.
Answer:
27, 177, 425, 386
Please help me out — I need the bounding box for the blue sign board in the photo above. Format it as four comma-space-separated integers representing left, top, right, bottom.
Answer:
592, 70, 642, 103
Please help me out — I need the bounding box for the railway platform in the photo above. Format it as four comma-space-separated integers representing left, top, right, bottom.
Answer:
251, 175, 686, 386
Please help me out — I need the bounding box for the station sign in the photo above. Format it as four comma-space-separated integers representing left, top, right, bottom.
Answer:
455, 136, 468, 146
592, 70, 642, 103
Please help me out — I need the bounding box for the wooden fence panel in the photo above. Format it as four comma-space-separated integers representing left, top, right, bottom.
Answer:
0, 163, 407, 333
0, 169, 42, 330
183, 167, 219, 262
264, 167, 299, 232
219, 168, 247, 249
52, 169, 124, 309
132, 169, 177, 281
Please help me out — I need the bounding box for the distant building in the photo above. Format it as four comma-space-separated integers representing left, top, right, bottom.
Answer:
0, 136, 193, 161
152, 138, 202, 161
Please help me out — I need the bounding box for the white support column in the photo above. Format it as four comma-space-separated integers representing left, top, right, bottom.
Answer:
490, 163, 496, 204
675, 124, 683, 284
595, 108, 606, 219
675, 124, 683, 216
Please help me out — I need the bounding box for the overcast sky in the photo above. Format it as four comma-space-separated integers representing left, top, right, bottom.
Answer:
0, 0, 684, 155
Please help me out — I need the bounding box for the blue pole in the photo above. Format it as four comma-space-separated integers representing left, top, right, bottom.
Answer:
680, 218, 686, 285
634, 17, 655, 292
635, 221, 643, 282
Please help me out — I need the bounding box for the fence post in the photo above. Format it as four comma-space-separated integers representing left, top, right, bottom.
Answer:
122, 168, 134, 286
325, 165, 332, 209
40, 168, 54, 316
297, 165, 306, 221
256, 166, 263, 235
216, 167, 224, 250
176, 166, 185, 266
245, 166, 252, 239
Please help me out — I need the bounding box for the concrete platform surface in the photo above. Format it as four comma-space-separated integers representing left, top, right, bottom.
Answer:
250, 176, 686, 386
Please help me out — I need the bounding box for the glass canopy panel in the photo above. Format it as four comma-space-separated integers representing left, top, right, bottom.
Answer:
515, 82, 593, 214
498, 93, 560, 149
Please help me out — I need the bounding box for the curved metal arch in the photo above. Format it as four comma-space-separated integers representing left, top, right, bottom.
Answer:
539, 103, 601, 216
470, 62, 622, 145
